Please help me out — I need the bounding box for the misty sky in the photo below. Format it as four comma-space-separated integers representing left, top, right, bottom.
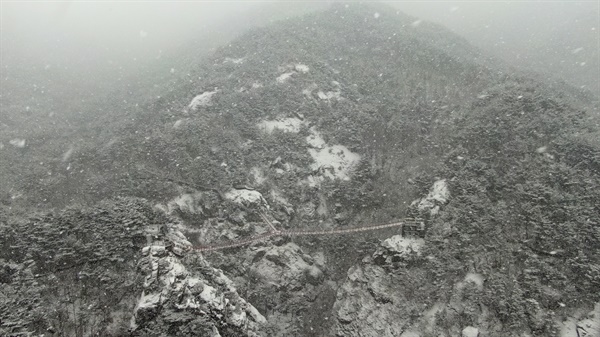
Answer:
2, 1, 598, 94
2, 2, 260, 70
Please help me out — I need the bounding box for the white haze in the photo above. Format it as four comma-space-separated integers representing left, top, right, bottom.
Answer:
1, 0, 598, 120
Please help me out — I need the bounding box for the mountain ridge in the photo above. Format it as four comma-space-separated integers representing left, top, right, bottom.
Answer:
1, 3, 599, 336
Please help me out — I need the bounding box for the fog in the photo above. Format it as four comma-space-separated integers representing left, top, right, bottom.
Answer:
2, 1, 598, 112
2, 3, 600, 335
393, 1, 599, 93
2, 2, 325, 87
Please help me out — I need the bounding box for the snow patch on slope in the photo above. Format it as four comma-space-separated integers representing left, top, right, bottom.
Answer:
251, 167, 266, 185
276, 63, 309, 83
224, 57, 245, 64
294, 64, 309, 73
188, 89, 218, 110
307, 128, 360, 181
256, 118, 360, 182
9, 139, 26, 148
258, 117, 304, 133
412, 179, 450, 215
166, 192, 204, 214
276, 72, 295, 84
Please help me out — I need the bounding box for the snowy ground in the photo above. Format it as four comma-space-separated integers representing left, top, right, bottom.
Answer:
188, 89, 218, 110
306, 127, 360, 181
412, 179, 450, 215
257, 118, 304, 133
257, 118, 361, 183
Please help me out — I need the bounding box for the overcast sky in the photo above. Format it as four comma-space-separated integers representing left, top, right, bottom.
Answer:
2, 1, 598, 92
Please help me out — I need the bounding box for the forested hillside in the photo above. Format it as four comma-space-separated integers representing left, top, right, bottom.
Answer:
1, 3, 598, 336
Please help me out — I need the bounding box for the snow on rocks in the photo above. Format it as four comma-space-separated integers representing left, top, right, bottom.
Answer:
373, 235, 424, 264
224, 57, 245, 64
135, 291, 161, 311
270, 189, 295, 217
381, 235, 424, 256
276, 63, 310, 83
188, 89, 218, 110
250, 242, 324, 290
224, 188, 267, 207
271, 189, 292, 208
9, 139, 26, 148
317, 90, 340, 100
456, 272, 485, 291
305, 128, 325, 147
132, 224, 265, 335
412, 179, 450, 216
307, 128, 360, 181
302, 81, 343, 101
165, 192, 205, 215
463, 273, 484, 289
251, 167, 267, 185
173, 119, 184, 129
257, 117, 304, 133
276, 72, 295, 84
294, 64, 310, 73
462, 326, 480, 337
316, 81, 342, 101
256, 117, 360, 182
302, 83, 319, 97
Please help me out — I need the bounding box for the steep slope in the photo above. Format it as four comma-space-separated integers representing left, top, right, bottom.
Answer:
1, 3, 598, 337
0, 198, 266, 336
5, 3, 497, 207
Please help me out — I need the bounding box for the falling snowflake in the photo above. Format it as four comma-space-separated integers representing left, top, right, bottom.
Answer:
62, 147, 74, 162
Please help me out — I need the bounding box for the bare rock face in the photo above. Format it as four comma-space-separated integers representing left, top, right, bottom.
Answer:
131, 225, 266, 336
240, 241, 328, 336
373, 235, 424, 266
330, 234, 430, 337
577, 303, 600, 337
328, 231, 434, 336
249, 242, 323, 291
331, 263, 413, 337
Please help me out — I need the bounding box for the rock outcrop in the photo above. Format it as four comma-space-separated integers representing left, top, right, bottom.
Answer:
132, 224, 266, 336
0, 198, 267, 337
411, 179, 450, 216
331, 237, 428, 336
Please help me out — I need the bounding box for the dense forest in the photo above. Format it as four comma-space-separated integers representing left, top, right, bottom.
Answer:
1, 3, 598, 336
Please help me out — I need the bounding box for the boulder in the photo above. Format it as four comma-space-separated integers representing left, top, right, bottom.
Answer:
373, 235, 424, 265
250, 242, 322, 291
